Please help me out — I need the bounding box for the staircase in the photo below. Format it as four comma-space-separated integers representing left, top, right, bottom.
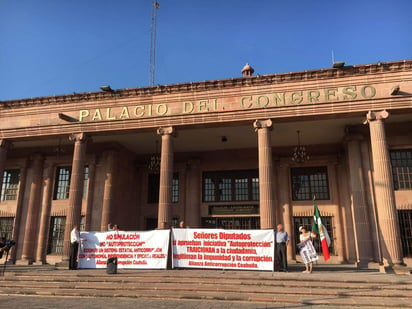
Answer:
0, 265, 411, 307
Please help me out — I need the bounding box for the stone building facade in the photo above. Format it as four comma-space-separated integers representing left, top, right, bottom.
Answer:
0, 60, 411, 268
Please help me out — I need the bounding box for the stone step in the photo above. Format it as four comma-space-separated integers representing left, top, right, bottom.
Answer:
0, 264, 55, 272
2, 276, 412, 295
1, 280, 412, 299
6, 269, 412, 287
1, 268, 412, 307
0, 286, 410, 308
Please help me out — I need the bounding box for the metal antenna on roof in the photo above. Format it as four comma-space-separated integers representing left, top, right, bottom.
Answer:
149, 0, 160, 86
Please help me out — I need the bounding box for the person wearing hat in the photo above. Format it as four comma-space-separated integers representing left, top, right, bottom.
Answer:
299, 226, 316, 273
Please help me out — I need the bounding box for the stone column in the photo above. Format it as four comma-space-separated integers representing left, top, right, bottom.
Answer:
157, 127, 174, 229
330, 163, 345, 263
84, 156, 96, 231
62, 133, 88, 260
337, 162, 356, 261
10, 159, 28, 263
365, 110, 404, 265
278, 162, 294, 260
185, 159, 201, 228
344, 134, 374, 267
100, 151, 116, 231
253, 119, 275, 229
36, 162, 54, 264
360, 140, 381, 262
21, 154, 44, 264
0, 140, 12, 196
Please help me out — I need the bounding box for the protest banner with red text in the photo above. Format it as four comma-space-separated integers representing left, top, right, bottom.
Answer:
78, 230, 170, 269
172, 229, 274, 271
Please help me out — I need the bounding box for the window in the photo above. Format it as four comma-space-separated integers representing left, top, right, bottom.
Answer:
204, 178, 215, 202
202, 170, 259, 202
53, 166, 89, 200
83, 166, 89, 199
80, 215, 85, 231
293, 216, 334, 255
53, 167, 71, 200
291, 167, 330, 200
202, 217, 260, 229
172, 175, 179, 203
391, 150, 412, 190
235, 177, 249, 201
0, 217, 14, 240
1, 169, 20, 201
47, 216, 66, 254
398, 210, 412, 257
147, 173, 179, 204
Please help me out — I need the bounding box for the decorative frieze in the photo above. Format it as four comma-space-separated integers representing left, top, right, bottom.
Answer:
1, 60, 410, 108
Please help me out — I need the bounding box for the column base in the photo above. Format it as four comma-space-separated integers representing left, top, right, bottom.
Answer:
55, 260, 69, 268
16, 259, 34, 266
355, 260, 369, 269
376, 262, 411, 274
393, 264, 411, 275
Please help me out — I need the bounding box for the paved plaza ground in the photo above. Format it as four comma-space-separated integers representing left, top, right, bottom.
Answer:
0, 295, 381, 309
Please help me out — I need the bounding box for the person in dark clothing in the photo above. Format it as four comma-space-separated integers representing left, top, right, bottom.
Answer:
69, 225, 80, 270
275, 224, 290, 272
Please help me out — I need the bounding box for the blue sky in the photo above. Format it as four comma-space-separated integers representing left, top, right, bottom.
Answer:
1, 0, 411, 101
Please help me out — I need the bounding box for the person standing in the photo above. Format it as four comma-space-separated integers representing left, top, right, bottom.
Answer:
69, 225, 80, 270
299, 226, 317, 273
275, 224, 289, 272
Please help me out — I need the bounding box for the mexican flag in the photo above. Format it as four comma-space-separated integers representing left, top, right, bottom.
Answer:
311, 197, 331, 261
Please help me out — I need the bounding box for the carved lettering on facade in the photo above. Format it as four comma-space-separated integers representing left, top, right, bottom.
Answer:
77, 85, 376, 122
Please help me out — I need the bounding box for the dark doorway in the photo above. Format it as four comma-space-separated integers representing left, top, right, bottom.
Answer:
146, 218, 158, 230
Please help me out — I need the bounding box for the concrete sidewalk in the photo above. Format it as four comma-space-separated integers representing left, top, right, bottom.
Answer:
0, 295, 380, 309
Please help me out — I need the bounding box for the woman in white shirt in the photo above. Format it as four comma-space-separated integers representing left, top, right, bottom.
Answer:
299, 226, 316, 273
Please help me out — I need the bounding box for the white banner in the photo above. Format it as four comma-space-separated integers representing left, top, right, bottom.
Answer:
172, 229, 274, 271
298, 239, 319, 264
78, 230, 170, 269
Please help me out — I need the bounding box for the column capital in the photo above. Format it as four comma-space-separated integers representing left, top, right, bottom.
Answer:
157, 126, 174, 136
253, 119, 272, 131
365, 110, 389, 124
69, 132, 89, 143
0, 139, 13, 150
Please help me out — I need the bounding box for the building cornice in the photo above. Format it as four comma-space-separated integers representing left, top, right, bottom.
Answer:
1, 60, 411, 108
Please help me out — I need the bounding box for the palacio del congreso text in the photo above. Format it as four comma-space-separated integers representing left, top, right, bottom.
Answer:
0, 60, 411, 270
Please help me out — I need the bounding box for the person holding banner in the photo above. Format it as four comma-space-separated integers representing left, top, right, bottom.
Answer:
298, 226, 317, 273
